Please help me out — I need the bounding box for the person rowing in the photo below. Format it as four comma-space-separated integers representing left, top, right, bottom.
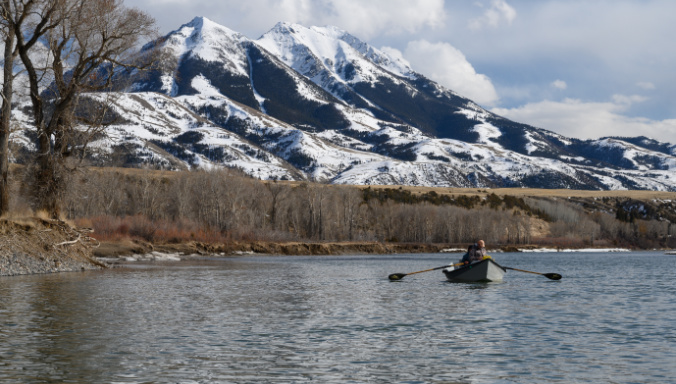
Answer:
461, 239, 487, 264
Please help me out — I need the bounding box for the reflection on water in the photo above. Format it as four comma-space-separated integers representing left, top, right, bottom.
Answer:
1, 253, 675, 383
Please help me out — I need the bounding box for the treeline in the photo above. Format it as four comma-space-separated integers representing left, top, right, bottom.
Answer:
7, 167, 673, 249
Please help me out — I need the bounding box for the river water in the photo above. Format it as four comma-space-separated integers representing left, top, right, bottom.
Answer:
1, 252, 675, 383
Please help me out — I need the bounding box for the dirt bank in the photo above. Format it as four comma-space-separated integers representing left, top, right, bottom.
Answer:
92, 239, 451, 258
0, 218, 104, 276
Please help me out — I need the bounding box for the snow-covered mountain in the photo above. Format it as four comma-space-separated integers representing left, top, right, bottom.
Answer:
9, 17, 676, 190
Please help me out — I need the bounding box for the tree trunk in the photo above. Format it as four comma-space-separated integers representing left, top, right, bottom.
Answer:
34, 131, 62, 218
0, 16, 15, 215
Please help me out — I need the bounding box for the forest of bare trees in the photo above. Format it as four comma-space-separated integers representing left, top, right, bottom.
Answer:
4, 166, 671, 250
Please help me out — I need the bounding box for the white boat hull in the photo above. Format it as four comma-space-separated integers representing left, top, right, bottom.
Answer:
442, 259, 506, 282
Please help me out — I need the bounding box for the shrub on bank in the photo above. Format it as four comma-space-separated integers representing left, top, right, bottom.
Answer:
81, 215, 230, 244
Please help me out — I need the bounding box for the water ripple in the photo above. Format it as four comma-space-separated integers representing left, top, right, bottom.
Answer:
1, 252, 675, 383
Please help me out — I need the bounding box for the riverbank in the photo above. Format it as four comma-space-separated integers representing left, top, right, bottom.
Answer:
0, 218, 105, 276
92, 239, 451, 260
0, 216, 660, 276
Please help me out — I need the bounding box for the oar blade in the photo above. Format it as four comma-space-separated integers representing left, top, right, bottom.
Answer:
388, 273, 407, 281
544, 273, 562, 280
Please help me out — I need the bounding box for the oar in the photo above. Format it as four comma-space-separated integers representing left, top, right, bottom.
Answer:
389, 262, 465, 281
504, 266, 562, 280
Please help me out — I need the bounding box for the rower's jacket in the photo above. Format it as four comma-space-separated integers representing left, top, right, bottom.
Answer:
462, 244, 486, 263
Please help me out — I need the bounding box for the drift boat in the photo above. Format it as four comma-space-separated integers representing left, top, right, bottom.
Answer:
442, 258, 506, 282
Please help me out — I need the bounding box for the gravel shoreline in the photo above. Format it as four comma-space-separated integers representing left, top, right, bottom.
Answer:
0, 253, 100, 276
0, 218, 103, 277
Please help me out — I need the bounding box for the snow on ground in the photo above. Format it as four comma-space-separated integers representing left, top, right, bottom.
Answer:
559, 155, 588, 163
81, 92, 300, 179
173, 87, 392, 180
544, 130, 572, 145
316, 130, 374, 151
520, 248, 631, 253
332, 160, 471, 187
439, 248, 466, 253
190, 75, 223, 98
337, 105, 392, 132
593, 138, 676, 171
256, 126, 388, 181
455, 104, 491, 121
591, 174, 628, 190
160, 74, 179, 97
523, 131, 558, 155
472, 122, 502, 145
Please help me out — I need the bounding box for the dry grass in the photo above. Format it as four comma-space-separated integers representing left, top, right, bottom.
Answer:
85, 166, 180, 180
79, 215, 231, 244
354, 185, 676, 200
261, 178, 676, 199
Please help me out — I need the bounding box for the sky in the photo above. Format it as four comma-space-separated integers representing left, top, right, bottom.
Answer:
126, 0, 676, 145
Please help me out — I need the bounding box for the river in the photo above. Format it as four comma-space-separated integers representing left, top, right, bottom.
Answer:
1, 252, 675, 383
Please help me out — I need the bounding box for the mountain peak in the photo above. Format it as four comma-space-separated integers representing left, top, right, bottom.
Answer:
266, 22, 352, 46
159, 17, 250, 77
270, 21, 301, 33
258, 22, 413, 81
177, 16, 242, 40
269, 22, 349, 40
186, 16, 210, 27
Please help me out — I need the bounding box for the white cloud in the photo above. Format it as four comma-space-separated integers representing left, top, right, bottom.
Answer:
310, 0, 446, 39
468, 0, 517, 31
611, 94, 648, 106
126, 0, 446, 39
491, 97, 676, 144
404, 40, 499, 105
636, 81, 656, 90
551, 80, 567, 90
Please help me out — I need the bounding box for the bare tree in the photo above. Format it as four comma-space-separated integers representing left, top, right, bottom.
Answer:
0, 2, 15, 215
339, 187, 362, 241
264, 181, 287, 230
12, 0, 155, 218
0, 0, 32, 215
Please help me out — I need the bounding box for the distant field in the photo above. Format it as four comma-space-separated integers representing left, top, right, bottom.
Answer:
357, 185, 676, 200
262, 178, 676, 200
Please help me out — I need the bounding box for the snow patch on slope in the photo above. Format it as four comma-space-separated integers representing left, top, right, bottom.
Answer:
473, 122, 502, 144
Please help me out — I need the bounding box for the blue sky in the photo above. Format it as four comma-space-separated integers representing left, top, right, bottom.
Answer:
127, 0, 676, 144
